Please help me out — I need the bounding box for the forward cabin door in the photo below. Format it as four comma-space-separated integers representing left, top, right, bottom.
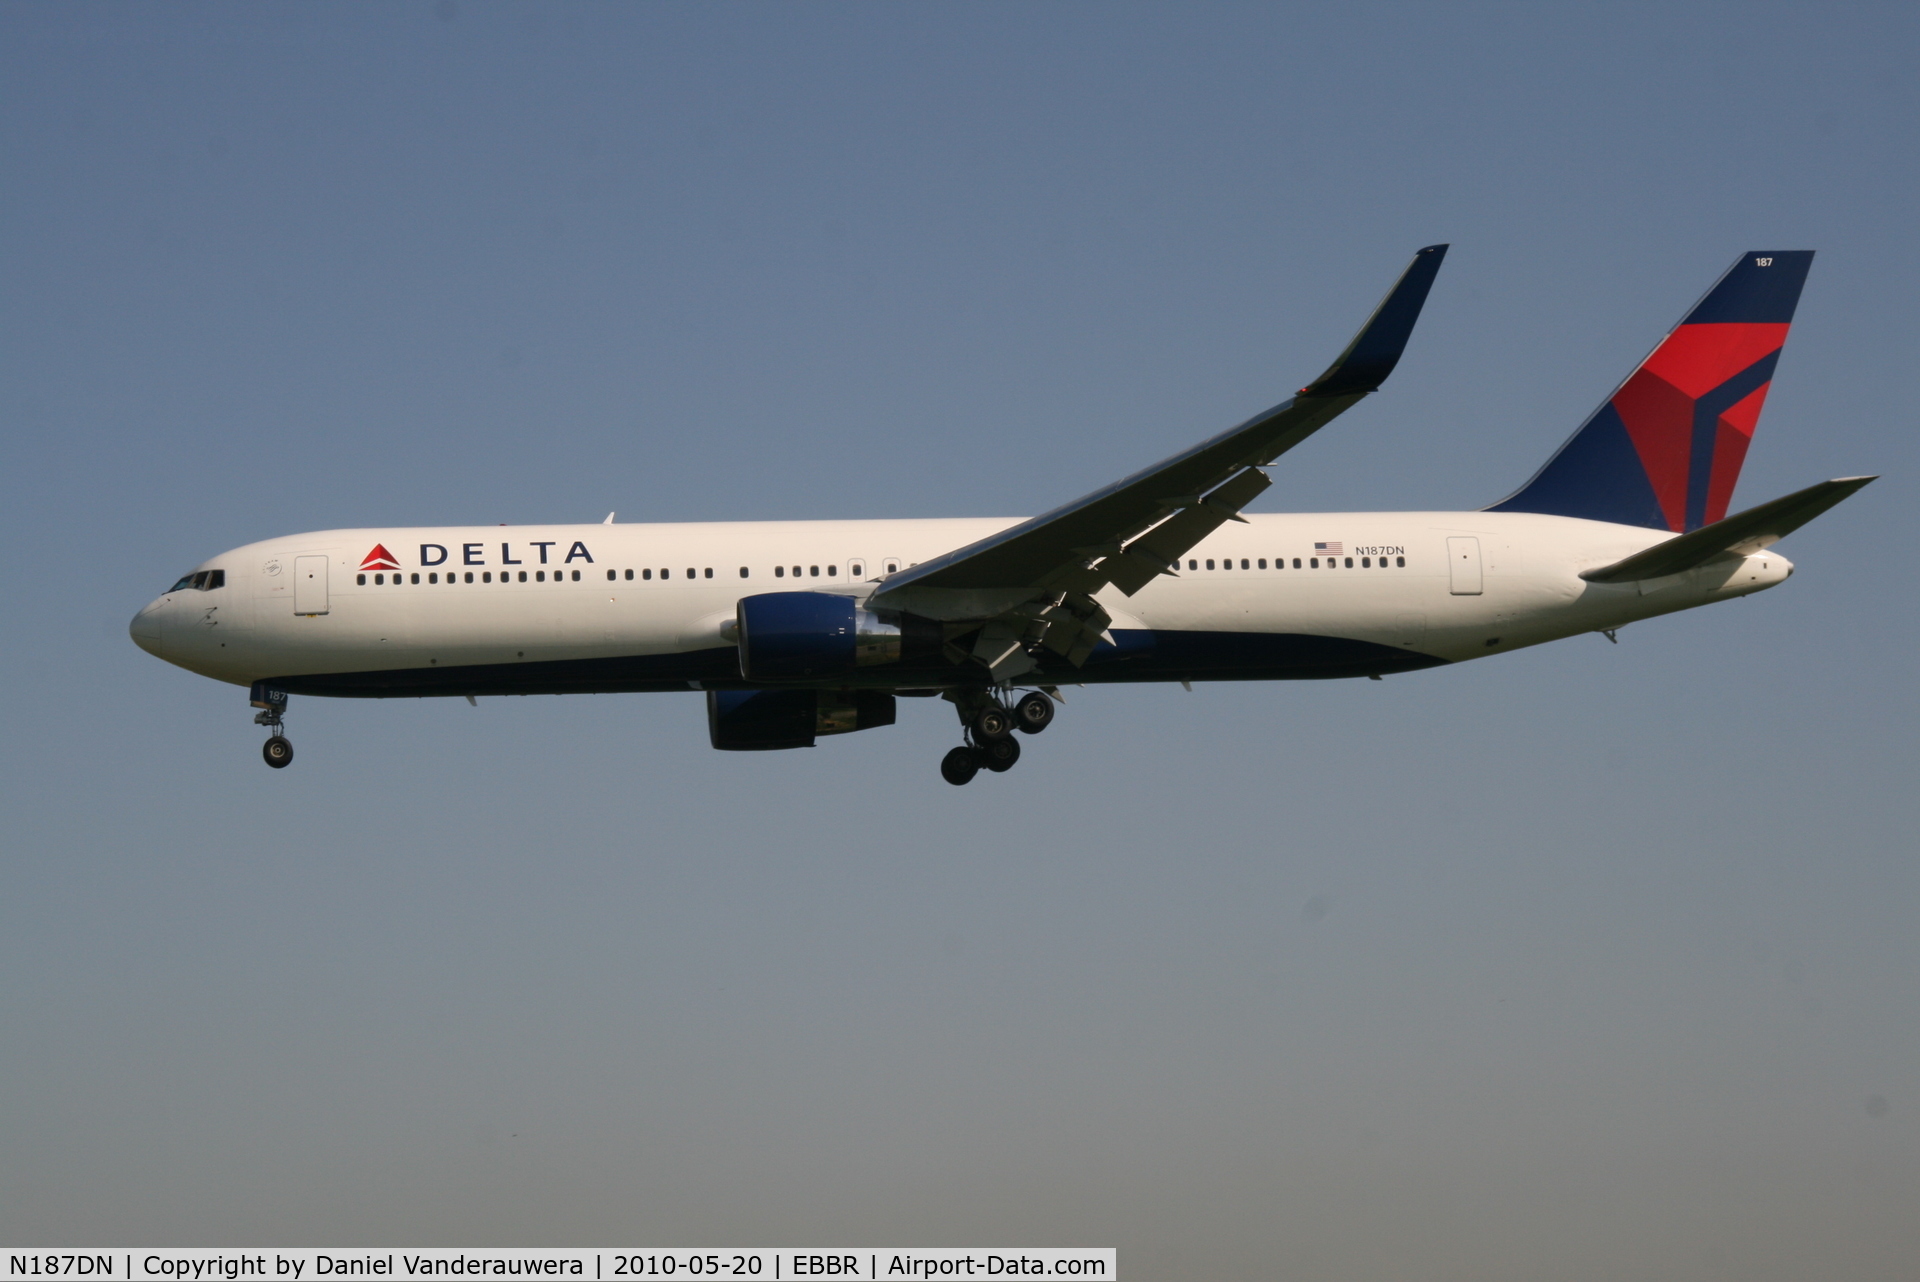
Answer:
293, 555, 330, 615
1446, 537, 1483, 595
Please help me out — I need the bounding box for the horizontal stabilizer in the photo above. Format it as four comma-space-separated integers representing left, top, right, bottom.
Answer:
1581, 476, 1876, 583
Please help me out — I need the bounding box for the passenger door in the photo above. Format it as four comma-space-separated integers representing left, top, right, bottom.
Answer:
1446, 537, 1483, 595
293, 555, 330, 615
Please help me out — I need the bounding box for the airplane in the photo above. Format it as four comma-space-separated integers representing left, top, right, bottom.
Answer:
130, 245, 1873, 784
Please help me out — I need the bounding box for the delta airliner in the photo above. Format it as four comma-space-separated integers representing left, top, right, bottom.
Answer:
131, 246, 1871, 783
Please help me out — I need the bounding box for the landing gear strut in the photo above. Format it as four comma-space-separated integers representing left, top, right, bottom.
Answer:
251, 682, 293, 769
939, 688, 1055, 784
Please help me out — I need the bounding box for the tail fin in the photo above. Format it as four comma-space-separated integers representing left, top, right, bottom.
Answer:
1489, 251, 1814, 531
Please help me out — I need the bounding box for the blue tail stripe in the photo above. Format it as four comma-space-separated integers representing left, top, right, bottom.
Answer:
1684, 349, 1780, 531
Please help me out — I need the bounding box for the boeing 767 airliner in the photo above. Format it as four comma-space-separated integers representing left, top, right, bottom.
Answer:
131, 246, 1871, 783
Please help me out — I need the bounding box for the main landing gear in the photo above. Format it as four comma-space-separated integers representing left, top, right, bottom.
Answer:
939, 689, 1056, 785
251, 682, 293, 769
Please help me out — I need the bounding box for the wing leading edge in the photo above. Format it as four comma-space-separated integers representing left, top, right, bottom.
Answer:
866, 245, 1449, 680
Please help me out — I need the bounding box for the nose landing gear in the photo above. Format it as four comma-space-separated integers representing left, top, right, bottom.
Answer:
251, 682, 293, 769
940, 688, 1056, 784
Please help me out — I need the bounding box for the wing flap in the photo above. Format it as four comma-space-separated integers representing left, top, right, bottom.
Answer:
1105, 465, 1274, 595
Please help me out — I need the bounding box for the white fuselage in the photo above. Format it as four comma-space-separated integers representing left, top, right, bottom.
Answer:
130, 510, 1791, 696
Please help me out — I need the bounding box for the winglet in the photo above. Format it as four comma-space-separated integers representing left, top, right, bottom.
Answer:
1297, 244, 1449, 397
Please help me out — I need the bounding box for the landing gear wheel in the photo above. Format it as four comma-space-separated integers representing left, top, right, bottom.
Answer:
981, 736, 1021, 772
940, 746, 981, 786
1014, 691, 1054, 734
262, 735, 294, 769
973, 705, 1014, 741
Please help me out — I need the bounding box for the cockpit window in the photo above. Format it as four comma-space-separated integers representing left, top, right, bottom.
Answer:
166, 570, 225, 592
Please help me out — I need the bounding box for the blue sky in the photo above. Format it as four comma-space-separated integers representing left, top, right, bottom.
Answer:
4, 4, 1917, 1276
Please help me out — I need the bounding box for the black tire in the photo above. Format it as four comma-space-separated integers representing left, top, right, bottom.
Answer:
940, 745, 981, 786
973, 705, 1014, 741
1014, 691, 1054, 734
982, 735, 1021, 772
262, 735, 294, 769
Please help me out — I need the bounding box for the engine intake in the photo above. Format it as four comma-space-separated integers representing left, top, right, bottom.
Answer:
706, 688, 897, 751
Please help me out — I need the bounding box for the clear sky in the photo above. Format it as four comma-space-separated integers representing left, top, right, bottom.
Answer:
3, 3, 1917, 1277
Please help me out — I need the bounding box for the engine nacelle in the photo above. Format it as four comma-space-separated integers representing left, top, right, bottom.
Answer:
706, 688, 897, 751
734, 592, 938, 681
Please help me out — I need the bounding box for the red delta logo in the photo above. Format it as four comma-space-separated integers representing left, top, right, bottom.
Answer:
358, 544, 402, 572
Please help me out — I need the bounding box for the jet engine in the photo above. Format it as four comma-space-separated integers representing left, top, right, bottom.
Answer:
706, 688, 897, 751
734, 592, 940, 680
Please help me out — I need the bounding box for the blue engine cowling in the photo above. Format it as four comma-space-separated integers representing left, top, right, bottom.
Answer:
735, 592, 939, 680
707, 688, 897, 751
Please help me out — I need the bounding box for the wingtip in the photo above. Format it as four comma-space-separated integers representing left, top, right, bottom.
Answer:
1296, 243, 1450, 398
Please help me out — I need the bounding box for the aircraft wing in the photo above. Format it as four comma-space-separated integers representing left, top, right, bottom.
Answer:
868, 244, 1450, 670
1581, 475, 1877, 583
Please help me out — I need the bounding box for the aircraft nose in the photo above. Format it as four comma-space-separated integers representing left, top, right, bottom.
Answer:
130, 601, 164, 655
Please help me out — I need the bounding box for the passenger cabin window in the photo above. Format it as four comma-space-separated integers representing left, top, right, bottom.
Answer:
809, 565, 819, 577
1188, 559, 1198, 570
739, 567, 749, 578
1258, 559, 1267, 569
704, 568, 713, 579
1293, 558, 1302, 568
775, 566, 785, 577
850, 561, 865, 578
884, 560, 900, 574
571, 570, 581, 581
625, 569, 634, 580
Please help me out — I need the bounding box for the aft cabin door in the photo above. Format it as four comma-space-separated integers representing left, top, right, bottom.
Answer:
293, 555, 329, 615
1446, 537, 1483, 595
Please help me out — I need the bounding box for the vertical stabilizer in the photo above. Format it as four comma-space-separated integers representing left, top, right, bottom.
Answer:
1490, 251, 1813, 531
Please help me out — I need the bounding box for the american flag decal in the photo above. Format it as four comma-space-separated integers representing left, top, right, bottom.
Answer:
1314, 541, 1344, 555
